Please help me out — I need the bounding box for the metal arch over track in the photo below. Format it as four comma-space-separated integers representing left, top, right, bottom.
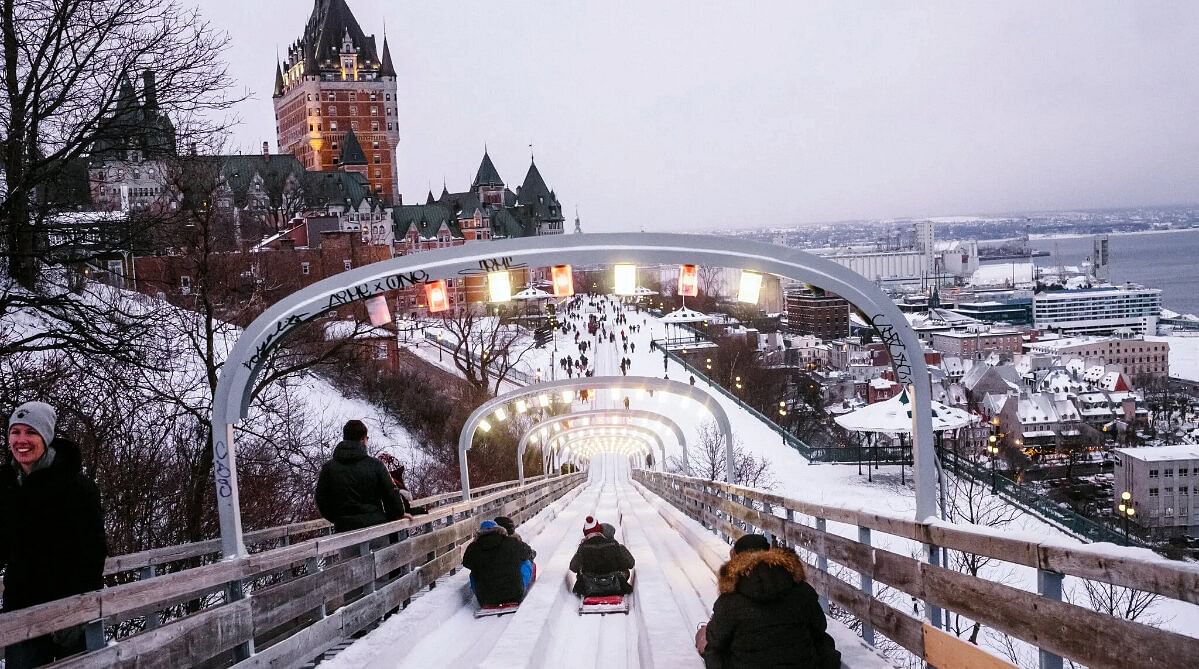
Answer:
212, 233, 937, 558
553, 434, 654, 473
542, 424, 665, 474
459, 376, 732, 499
516, 408, 685, 484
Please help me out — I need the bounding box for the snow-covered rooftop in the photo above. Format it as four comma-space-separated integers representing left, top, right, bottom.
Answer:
1114, 445, 1199, 462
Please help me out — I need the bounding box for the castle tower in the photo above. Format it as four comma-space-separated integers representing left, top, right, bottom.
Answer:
274, 0, 400, 200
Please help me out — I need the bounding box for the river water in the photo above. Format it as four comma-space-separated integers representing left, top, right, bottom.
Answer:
1019, 229, 1199, 317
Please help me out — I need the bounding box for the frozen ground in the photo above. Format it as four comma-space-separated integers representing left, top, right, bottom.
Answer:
323, 456, 889, 669
1147, 334, 1199, 383
392, 295, 1199, 655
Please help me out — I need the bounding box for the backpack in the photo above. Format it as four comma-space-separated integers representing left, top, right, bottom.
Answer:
578, 572, 622, 597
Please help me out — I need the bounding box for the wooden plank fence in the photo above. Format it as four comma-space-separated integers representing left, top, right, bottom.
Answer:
0, 473, 577, 668
634, 470, 1199, 669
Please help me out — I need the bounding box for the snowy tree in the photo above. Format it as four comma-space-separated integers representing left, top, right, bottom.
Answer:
437, 304, 536, 400
0, 0, 241, 381
667, 419, 776, 489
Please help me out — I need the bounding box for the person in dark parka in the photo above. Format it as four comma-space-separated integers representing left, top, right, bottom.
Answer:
1, 402, 106, 668
462, 520, 537, 606
315, 420, 410, 533
699, 534, 840, 669
569, 516, 635, 596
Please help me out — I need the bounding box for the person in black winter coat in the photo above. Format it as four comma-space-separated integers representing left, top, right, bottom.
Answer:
315, 420, 410, 533
699, 534, 840, 669
1, 402, 106, 668
462, 520, 537, 606
569, 516, 635, 596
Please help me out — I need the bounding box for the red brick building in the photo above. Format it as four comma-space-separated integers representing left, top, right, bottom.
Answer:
274, 0, 400, 199
786, 287, 849, 341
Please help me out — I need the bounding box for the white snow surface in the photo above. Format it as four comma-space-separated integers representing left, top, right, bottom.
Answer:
1147, 334, 1199, 383
324, 458, 891, 669
330, 295, 1196, 665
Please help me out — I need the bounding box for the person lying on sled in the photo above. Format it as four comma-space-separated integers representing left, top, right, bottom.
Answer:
569, 516, 635, 597
463, 520, 537, 606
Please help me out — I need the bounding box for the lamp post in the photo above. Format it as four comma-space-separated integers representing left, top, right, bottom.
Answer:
705, 358, 713, 386
987, 436, 1000, 494
1118, 491, 1135, 544
779, 401, 788, 446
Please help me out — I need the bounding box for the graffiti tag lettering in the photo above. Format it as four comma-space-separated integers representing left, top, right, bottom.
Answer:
214, 439, 233, 498
460, 256, 527, 276
867, 313, 914, 385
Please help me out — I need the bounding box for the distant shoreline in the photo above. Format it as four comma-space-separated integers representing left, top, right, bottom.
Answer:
1025, 228, 1199, 242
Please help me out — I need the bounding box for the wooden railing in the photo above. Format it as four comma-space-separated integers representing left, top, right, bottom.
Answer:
634, 470, 1199, 669
99, 475, 546, 581
0, 473, 578, 668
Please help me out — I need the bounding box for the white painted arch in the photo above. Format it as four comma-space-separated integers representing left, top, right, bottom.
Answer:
516, 409, 685, 484
459, 376, 733, 500
211, 233, 937, 558
543, 424, 665, 475
546, 426, 657, 474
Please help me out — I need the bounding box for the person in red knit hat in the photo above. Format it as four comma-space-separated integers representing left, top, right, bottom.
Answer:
569, 516, 635, 596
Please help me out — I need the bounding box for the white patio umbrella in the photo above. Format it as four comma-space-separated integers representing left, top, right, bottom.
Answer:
834, 389, 975, 434
513, 286, 553, 301
660, 306, 709, 324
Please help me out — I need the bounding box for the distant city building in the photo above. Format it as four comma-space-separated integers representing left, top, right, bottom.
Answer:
274, 0, 400, 199
949, 294, 1034, 325
1091, 235, 1110, 282
1027, 334, 1169, 382
1114, 445, 1199, 538
817, 221, 979, 285
1032, 286, 1161, 335
930, 327, 1024, 359
785, 288, 848, 340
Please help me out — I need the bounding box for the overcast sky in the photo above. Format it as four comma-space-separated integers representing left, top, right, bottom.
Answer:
207, 0, 1199, 233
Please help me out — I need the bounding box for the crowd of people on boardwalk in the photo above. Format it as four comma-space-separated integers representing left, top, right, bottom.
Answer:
554, 294, 657, 380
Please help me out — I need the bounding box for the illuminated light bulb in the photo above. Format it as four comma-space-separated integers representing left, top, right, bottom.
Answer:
738, 270, 763, 304
515, 399, 528, 414
614, 264, 637, 296
493, 407, 508, 422
678, 264, 699, 297
424, 280, 449, 313
478, 420, 492, 433
488, 270, 513, 302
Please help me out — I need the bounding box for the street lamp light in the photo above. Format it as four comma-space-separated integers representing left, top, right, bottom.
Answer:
986, 442, 1000, 494
778, 401, 788, 445
1119, 491, 1135, 544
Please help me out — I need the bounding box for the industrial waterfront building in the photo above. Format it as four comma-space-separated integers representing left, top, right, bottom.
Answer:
1032, 285, 1161, 335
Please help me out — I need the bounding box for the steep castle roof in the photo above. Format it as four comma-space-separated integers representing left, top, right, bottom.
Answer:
472, 151, 504, 189
517, 158, 562, 222
339, 128, 368, 166
302, 0, 380, 66
392, 203, 462, 240
380, 36, 396, 77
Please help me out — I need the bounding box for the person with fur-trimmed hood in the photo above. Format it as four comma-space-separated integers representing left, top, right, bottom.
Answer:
569, 516, 635, 596
697, 534, 840, 669
462, 520, 537, 606
1, 402, 107, 668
